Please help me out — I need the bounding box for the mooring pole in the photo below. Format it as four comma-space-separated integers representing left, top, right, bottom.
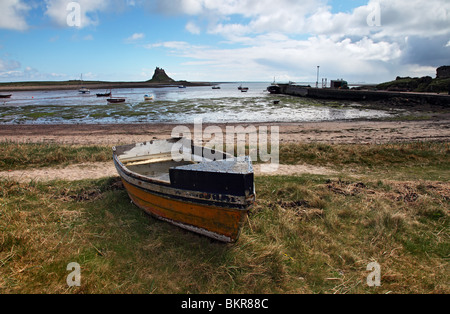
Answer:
316, 66, 320, 88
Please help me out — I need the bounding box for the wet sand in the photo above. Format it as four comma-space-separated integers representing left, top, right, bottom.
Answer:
0, 120, 449, 145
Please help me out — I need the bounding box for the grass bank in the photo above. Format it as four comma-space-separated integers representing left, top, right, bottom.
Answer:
0, 142, 111, 170
0, 141, 448, 293
1, 141, 449, 181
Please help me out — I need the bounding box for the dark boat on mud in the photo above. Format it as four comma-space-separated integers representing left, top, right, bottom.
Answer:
97, 90, 112, 97
267, 85, 281, 94
107, 98, 126, 103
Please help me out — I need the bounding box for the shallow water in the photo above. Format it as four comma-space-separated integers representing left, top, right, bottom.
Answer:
0, 82, 392, 124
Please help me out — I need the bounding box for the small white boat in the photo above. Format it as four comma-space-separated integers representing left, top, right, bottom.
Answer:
78, 74, 90, 94
144, 94, 154, 101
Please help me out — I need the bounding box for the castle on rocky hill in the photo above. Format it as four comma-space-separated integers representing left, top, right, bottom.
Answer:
149, 67, 174, 82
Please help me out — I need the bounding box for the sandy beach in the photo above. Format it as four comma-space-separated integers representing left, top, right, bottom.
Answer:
0, 119, 449, 145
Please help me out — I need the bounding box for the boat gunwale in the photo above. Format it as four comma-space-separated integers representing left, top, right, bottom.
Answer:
113, 153, 254, 209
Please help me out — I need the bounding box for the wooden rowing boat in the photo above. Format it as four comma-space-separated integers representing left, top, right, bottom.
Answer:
113, 138, 255, 242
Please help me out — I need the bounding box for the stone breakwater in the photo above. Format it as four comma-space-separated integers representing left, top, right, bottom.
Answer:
277, 84, 450, 106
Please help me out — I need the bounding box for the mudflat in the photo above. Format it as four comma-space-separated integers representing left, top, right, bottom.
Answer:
0, 120, 449, 145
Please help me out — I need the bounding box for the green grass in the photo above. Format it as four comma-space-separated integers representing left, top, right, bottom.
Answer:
0, 142, 111, 170
279, 142, 450, 181
0, 176, 448, 294
0, 141, 449, 294
376, 77, 450, 93
3, 141, 448, 180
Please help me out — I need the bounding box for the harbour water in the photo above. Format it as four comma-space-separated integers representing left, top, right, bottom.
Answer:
0, 82, 392, 124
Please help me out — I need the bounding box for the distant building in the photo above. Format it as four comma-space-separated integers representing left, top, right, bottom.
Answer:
330, 79, 348, 89
436, 66, 450, 79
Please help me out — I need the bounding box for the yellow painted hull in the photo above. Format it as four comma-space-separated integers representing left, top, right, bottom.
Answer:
121, 180, 248, 242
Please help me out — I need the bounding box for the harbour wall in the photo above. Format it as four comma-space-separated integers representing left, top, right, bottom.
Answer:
277, 84, 450, 106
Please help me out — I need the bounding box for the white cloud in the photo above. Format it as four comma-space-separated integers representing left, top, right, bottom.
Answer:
126, 33, 145, 42
0, 0, 30, 31
185, 21, 201, 34
4, 0, 448, 82
145, 0, 449, 82
146, 33, 404, 82
144, 41, 206, 51
0, 65, 46, 81
0, 58, 21, 72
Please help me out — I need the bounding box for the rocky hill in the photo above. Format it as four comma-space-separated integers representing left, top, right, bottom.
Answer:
376, 66, 450, 94
148, 67, 175, 83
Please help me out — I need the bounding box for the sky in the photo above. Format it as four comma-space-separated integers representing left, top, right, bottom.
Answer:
0, 0, 449, 83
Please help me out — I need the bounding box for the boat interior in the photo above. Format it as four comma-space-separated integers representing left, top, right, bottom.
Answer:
125, 159, 194, 183
114, 138, 254, 197
115, 138, 229, 184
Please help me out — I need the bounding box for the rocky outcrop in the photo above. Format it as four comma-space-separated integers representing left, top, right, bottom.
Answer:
148, 67, 174, 83
376, 66, 450, 94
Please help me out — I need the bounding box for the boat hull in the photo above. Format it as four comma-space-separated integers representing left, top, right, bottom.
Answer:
121, 179, 247, 242
107, 98, 126, 103
267, 85, 281, 94
113, 139, 254, 242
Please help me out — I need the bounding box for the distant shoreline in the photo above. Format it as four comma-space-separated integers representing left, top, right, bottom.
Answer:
0, 80, 213, 92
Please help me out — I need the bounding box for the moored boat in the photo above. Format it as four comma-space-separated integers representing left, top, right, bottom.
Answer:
0, 94, 12, 98
113, 138, 255, 243
107, 98, 126, 103
97, 90, 112, 97
79, 87, 90, 94
267, 85, 281, 94
144, 94, 154, 101
78, 74, 90, 94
